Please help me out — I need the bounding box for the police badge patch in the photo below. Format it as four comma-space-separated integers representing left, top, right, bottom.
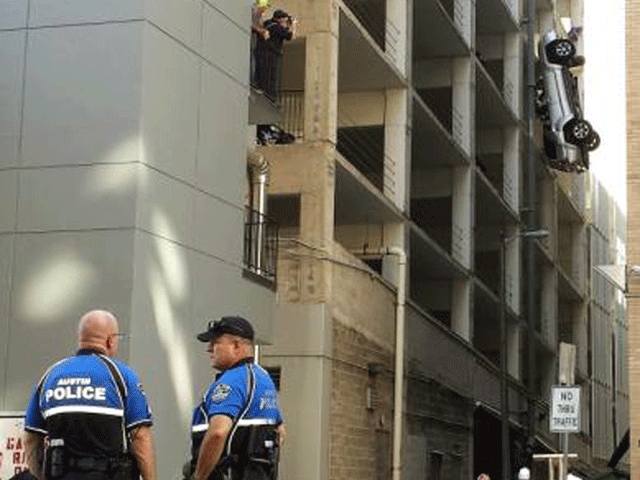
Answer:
211, 383, 232, 402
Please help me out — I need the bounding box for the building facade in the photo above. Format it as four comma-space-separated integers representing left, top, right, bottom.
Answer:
258, 0, 628, 479
0, 1, 277, 477
0, 0, 628, 479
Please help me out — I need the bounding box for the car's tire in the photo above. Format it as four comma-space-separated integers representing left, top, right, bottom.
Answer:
586, 131, 601, 151
546, 39, 576, 65
563, 118, 593, 145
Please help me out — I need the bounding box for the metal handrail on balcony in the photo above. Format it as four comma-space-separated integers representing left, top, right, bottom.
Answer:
342, 0, 399, 62
337, 109, 396, 196
243, 206, 279, 282
250, 30, 284, 104
280, 90, 305, 140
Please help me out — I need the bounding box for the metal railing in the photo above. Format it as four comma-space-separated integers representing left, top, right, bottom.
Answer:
243, 207, 279, 282
337, 108, 396, 196
280, 90, 305, 140
250, 31, 284, 103
342, 0, 399, 63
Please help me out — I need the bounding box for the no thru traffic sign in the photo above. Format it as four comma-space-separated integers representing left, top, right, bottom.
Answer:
550, 386, 580, 433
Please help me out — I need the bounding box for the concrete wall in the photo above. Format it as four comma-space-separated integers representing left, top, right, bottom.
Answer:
0, 2, 276, 478
261, 303, 332, 480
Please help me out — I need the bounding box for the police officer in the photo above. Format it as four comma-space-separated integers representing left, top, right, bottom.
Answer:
190, 316, 285, 480
23, 310, 157, 480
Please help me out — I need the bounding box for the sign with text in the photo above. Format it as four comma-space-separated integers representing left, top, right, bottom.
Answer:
0, 413, 27, 480
550, 386, 580, 433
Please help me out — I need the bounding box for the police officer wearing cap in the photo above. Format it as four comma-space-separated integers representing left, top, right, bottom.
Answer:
189, 316, 285, 480
23, 310, 157, 480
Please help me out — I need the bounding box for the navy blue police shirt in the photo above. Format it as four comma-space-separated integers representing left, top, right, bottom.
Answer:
190, 358, 283, 464
24, 349, 153, 458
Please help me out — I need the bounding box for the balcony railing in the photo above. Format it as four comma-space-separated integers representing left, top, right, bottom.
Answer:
251, 31, 284, 103
337, 109, 396, 196
280, 90, 305, 140
243, 207, 279, 282
342, 0, 399, 63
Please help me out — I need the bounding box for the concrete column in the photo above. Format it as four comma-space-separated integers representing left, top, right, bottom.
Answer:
507, 326, 522, 380
453, 0, 475, 48
503, 126, 521, 212
573, 301, 589, 376
453, 53, 477, 353
452, 279, 472, 340
304, 32, 338, 143
503, 32, 522, 116
505, 229, 521, 314
505, 0, 521, 22
571, 223, 588, 292
452, 166, 473, 267
299, 144, 336, 303
452, 58, 475, 157
386, 0, 408, 75
384, 88, 411, 211
262, 304, 332, 480
451, 57, 474, 273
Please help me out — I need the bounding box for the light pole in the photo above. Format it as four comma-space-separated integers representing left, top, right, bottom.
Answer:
500, 229, 549, 480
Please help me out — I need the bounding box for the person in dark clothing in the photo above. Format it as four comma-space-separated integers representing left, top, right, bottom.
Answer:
253, 10, 296, 100
8, 469, 38, 480
264, 10, 296, 53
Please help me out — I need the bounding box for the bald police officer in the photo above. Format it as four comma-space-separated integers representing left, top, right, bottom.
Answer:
24, 310, 157, 480
190, 316, 285, 480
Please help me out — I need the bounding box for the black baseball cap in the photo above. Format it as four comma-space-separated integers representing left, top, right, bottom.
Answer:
272, 9, 289, 19
197, 316, 255, 342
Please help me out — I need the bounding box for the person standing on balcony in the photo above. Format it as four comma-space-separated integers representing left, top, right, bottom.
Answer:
252, 0, 271, 41
251, 0, 271, 95
265, 10, 296, 53
254, 9, 296, 100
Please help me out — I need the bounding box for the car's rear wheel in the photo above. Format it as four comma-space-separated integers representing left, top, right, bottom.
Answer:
586, 131, 601, 151
546, 39, 576, 65
563, 118, 593, 145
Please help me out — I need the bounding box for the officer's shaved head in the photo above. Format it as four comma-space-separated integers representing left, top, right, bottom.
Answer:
78, 310, 120, 356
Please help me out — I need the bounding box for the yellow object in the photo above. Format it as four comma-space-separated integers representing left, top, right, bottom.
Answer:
256, 0, 270, 8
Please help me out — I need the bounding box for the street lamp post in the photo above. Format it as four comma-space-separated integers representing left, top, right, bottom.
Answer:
501, 229, 549, 480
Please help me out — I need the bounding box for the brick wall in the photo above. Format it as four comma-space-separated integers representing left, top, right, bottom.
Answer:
406, 375, 473, 480
627, 0, 640, 475
331, 319, 394, 480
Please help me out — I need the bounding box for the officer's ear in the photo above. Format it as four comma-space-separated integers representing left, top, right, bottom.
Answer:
105, 333, 117, 355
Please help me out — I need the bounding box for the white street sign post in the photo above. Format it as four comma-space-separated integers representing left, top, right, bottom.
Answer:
551, 385, 580, 480
550, 386, 580, 433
